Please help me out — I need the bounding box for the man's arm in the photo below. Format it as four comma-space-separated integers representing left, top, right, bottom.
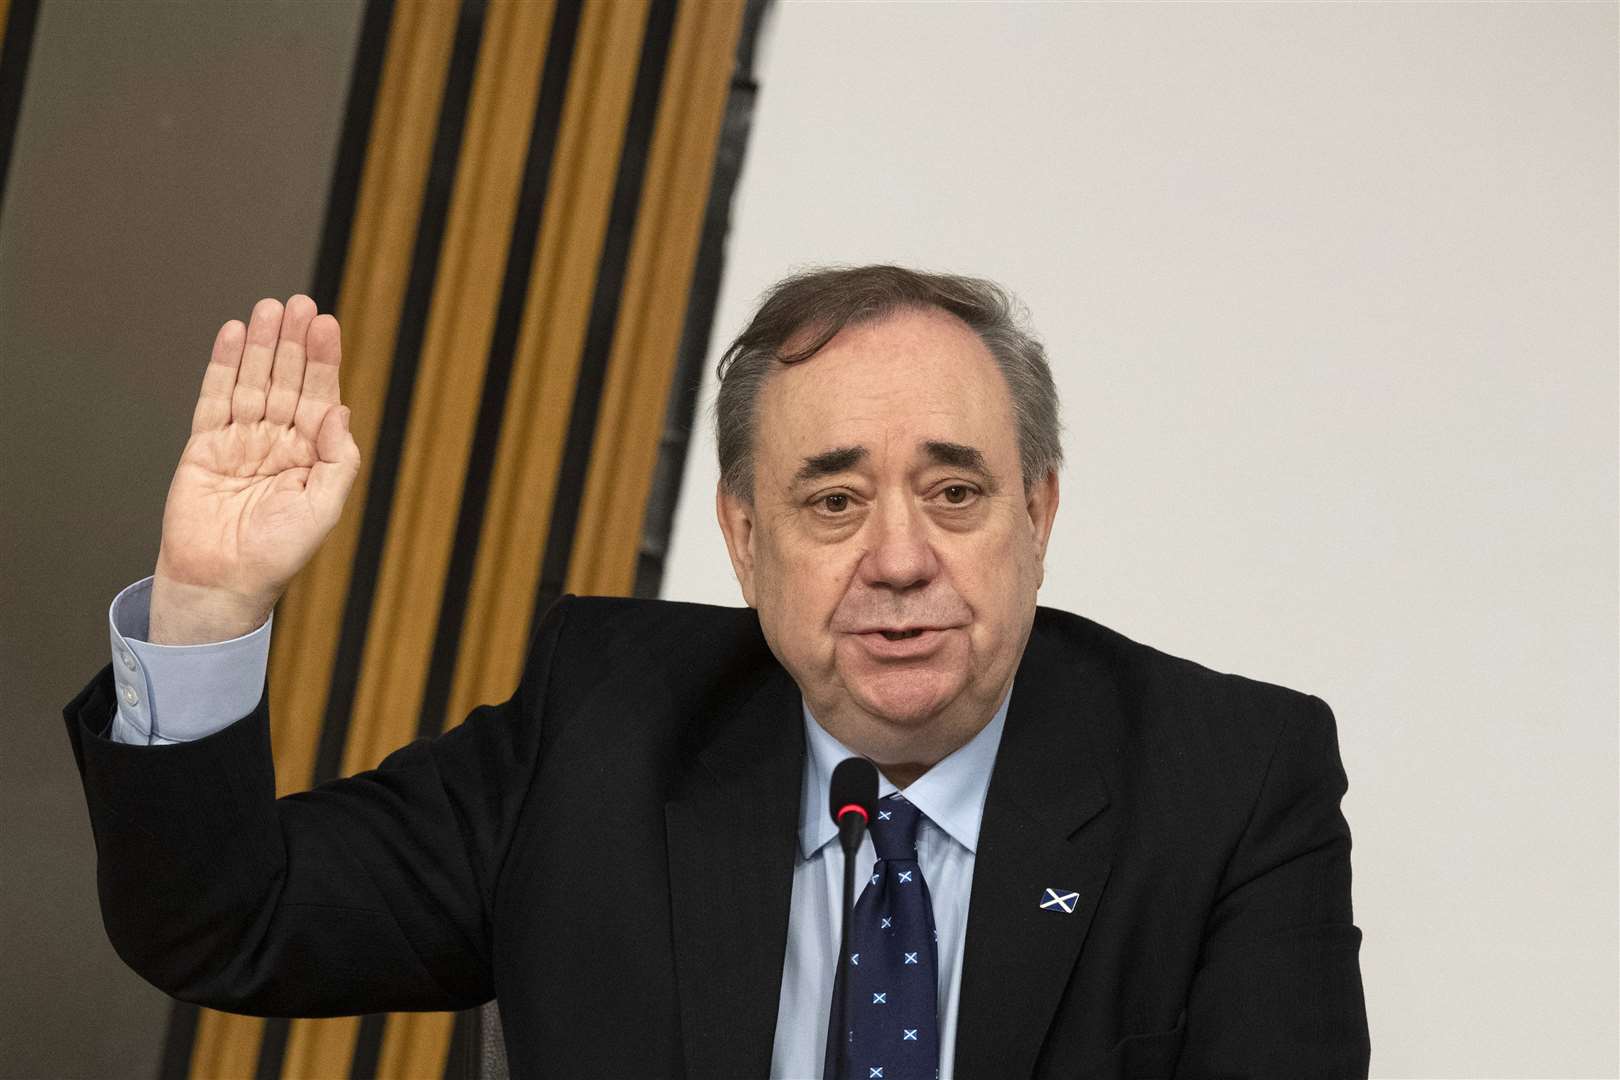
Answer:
64, 588, 572, 1017
1176, 694, 1371, 1077
65, 294, 574, 1020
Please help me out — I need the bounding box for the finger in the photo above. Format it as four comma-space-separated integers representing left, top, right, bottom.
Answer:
308, 405, 361, 531
191, 319, 246, 434
294, 313, 344, 444
265, 294, 318, 426
232, 298, 284, 425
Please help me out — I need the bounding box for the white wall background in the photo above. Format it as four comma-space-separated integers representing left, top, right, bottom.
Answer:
661, 3, 1618, 1077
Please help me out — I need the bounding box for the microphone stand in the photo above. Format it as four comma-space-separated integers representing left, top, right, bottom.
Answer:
826, 757, 875, 1080
832, 836, 858, 1080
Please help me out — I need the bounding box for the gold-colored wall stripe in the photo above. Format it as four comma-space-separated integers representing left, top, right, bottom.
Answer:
187, 4, 464, 1077
446, 0, 651, 721
568, 0, 746, 597
340, 0, 558, 778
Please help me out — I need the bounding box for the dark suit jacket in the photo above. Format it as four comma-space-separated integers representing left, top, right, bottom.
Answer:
63, 596, 1369, 1078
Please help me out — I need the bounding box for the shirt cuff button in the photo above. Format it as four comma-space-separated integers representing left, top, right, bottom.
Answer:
121, 684, 139, 707
120, 650, 136, 671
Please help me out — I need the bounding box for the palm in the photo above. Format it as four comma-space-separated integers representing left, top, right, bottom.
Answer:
156, 296, 359, 609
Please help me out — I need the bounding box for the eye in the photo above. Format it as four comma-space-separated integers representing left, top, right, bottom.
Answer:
819, 493, 850, 513
941, 484, 975, 505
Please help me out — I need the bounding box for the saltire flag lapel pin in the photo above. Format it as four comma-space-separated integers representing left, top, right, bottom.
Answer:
1039, 887, 1080, 914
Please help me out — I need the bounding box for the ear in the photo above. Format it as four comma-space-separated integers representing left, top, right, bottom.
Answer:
1026, 468, 1060, 587
715, 480, 759, 606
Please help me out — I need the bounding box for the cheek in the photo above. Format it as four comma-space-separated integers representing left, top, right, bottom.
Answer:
955, 529, 1040, 631
757, 536, 854, 644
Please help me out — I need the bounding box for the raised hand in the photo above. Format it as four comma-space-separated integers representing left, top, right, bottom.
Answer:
148, 295, 361, 645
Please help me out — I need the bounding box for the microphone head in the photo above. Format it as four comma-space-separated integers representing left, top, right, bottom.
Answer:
829, 756, 879, 828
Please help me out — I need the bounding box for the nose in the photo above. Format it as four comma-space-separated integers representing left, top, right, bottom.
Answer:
858, 494, 939, 592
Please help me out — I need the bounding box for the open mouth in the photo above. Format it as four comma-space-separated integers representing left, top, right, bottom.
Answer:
879, 629, 926, 641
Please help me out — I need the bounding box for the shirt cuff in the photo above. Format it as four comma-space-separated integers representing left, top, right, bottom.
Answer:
107, 575, 273, 744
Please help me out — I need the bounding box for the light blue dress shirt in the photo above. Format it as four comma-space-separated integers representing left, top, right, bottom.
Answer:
772, 695, 1008, 1079
104, 575, 1009, 1079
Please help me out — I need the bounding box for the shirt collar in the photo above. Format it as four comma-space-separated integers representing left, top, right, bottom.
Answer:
797, 690, 1011, 861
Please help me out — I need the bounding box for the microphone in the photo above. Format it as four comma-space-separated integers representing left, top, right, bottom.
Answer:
830, 756, 879, 854
826, 757, 878, 1080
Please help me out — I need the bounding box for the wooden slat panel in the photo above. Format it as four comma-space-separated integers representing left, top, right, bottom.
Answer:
376, 1007, 461, 1080
277, 0, 474, 1071
340, 0, 556, 773
443, 0, 651, 722
189, 5, 464, 1077
270, 0, 461, 798
568, 0, 746, 597
312, 0, 558, 1074
279, 1012, 362, 1080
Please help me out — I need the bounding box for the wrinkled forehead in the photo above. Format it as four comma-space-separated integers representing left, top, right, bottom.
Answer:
753, 307, 1020, 483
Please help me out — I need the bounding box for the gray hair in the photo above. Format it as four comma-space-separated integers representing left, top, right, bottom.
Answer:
715, 263, 1064, 500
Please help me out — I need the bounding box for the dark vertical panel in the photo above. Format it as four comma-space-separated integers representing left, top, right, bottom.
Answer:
0, 0, 41, 223
532, 0, 680, 627
135, 2, 393, 1078
155, 1000, 199, 1080
5, 0, 358, 1072
347, 1014, 388, 1079
474, 1002, 509, 1079
419, 0, 584, 745
256, 2, 492, 1078
634, 0, 773, 599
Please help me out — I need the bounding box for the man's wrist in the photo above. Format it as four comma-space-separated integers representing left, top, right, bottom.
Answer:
147, 572, 273, 645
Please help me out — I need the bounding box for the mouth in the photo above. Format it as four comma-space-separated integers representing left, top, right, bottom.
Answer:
848, 626, 958, 659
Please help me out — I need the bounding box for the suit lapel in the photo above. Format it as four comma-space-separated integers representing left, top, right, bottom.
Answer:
953, 622, 1117, 1077
665, 665, 804, 1079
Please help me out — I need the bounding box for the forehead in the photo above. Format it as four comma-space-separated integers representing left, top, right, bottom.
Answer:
754, 306, 1018, 475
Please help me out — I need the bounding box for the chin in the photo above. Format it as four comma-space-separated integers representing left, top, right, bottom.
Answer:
848, 669, 966, 727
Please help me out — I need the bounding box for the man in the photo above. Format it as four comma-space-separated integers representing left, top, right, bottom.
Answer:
64, 265, 1370, 1077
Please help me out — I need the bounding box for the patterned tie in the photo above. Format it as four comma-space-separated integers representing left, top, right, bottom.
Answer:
828, 792, 940, 1080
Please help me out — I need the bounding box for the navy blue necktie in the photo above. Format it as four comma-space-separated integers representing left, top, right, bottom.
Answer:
828, 792, 940, 1080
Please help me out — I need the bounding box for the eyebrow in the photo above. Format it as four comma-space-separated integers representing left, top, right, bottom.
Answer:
790, 440, 998, 490
793, 445, 868, 485
922, 440, 991, 478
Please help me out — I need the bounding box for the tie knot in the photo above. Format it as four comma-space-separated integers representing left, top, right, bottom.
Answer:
869, 793, 924, 861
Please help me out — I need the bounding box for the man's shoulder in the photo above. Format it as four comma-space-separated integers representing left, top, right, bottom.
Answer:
554, 593, 758, 632
1030, 604, 1327, 721
538, 593, 772, 680
1028, 606, 1340, 808
516, 595, 786, 758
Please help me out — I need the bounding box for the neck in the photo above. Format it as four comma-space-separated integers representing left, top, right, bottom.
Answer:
877, 761, 930, 789
809, 676, 1014, 789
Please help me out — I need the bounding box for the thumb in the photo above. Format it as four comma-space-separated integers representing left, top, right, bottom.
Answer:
315, 405, 351, 460
308, 407, 360, 530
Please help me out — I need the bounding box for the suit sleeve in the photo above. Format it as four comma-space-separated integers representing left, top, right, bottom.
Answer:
1175, 694, 1371, 1078
61, 593, 574, 1018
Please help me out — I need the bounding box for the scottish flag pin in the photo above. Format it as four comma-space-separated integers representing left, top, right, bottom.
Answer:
1039, 887, 1080, 914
